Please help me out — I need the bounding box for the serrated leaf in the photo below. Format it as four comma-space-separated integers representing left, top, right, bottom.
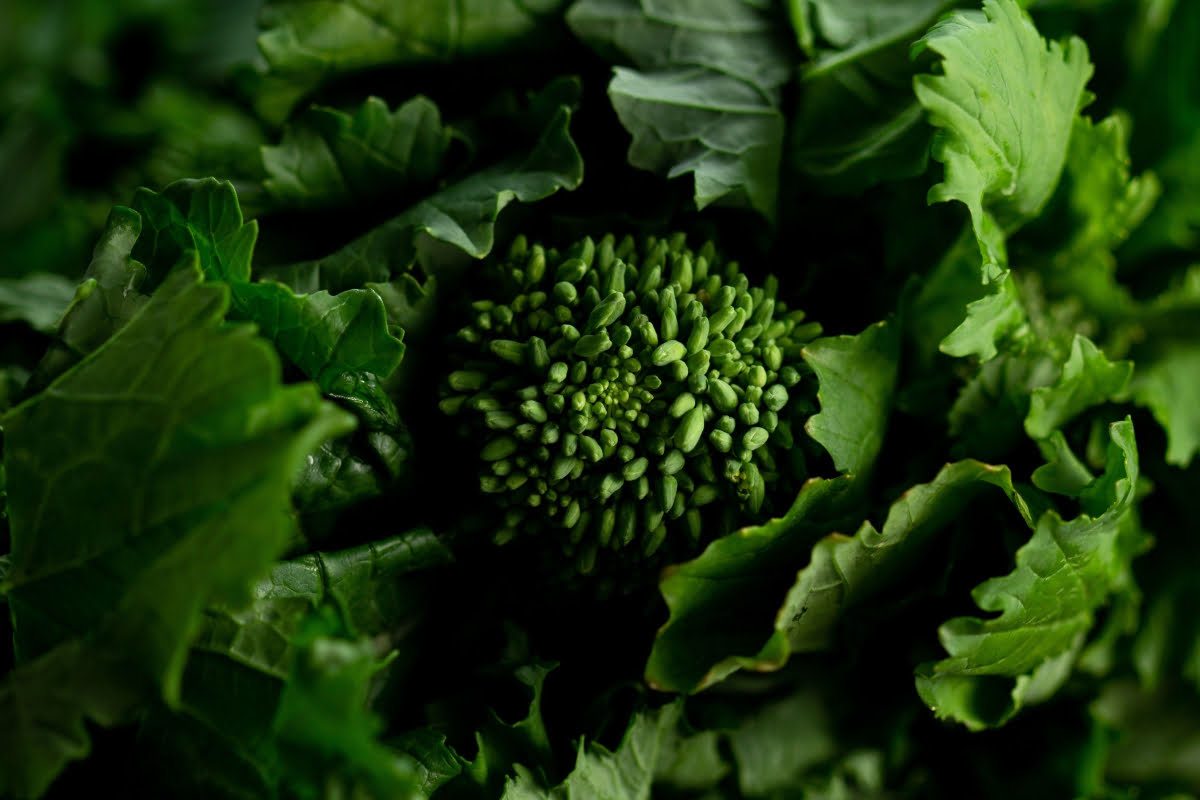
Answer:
273, 607, 422, 800
939, 271, 1025, 361
520, 700, 728, 800
913, 0, 1093, 272
261, 95, 452, 210
564, 702, 685, 800
802, 319, 899, 477
389, 729, 464, 795
132, 179, 405, 389
777, 460, 1031, 655
645, 476, 862, 693
145, 529, 451, 799
1041, 114, 1159, 318
254, 0, 569, 123
916, 417, 1140, 730
273, 105, 583, 293
27, 207, 150, 390
1025, 335, 1132, 439
0, 265, 353, 796
788, 0, 953, 192
568, 0, 791, 219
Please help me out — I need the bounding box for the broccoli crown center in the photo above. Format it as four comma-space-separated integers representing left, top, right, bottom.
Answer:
440, 232, 819, 573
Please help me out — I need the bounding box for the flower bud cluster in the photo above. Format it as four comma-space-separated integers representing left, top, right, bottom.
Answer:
440, 233, 821, 573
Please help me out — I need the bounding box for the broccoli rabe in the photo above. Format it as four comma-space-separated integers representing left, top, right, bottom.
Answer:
440, 232, 822, 573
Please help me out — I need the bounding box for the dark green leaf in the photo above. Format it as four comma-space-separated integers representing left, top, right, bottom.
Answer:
254, 0, 569, 122
273, 607, 423, 800
0, 274, 77, 334
132, 179, 405, 389
262, 95, 452, 210
645, 476, 861, 693
728, 689, 837, 796
272, 105, 583, 293
0, 264, 352, 796
568, 0, 791, 219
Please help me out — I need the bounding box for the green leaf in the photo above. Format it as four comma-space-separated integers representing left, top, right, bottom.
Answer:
0, 264, 353, 796
939, 271, 1026, 361
132, 179, 405, 389
916, 417, 1141, 730
254, 0, 569, 123
273, 104, 583, 293
568, 0, 791, 219
27, 207, 150, 390
1039, 114, 1159, 319
144, 528, 450, 799
564, 702, 684, 800
728, 688, 837, 797
947, 349, 1057, 461
466, 661, 556, 797
788, 0, 952, 191
511, 701, 727, 800
273, 606, 422, 800
777, 460, 1031, 655
1092, 680, 1200, 792
1031, 431, 1095, 498
258, 528, 453, 635
1025, 334, 1132, 439
801, 320, 899, 476
0, 273, 76, 334
389, 729, 464, 796
1130, 342, 1200, 467
261, 95, 452, 211
645, 476, 862, 693
797, 0, 952, 54
913, 0, 1094, 272
645, 321, 897, 692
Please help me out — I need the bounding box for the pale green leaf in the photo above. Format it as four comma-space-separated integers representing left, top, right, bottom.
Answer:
1025, 334, 1132, 439
801, 319, 899, 476
916, 417, 1140, 730
913, 0, 1093, 271
777, 460, 1030, 655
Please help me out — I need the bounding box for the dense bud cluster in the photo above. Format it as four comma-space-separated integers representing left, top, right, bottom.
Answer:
440, 233, 821, 573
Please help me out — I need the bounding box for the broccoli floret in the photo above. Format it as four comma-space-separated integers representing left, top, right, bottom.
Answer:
440, 233, 821, 573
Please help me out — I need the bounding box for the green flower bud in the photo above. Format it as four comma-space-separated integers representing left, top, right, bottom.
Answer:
709, 429, 733, 453
449, 370, 488, 392
674, 406, 706, 453
709, 378, 738, 412
486, 410, 519, 430
651, 340, 688, 366
573, 332, 613, 358
668, 392, 696, 418
742, 426, 770, 451
587, 291, 626, 331
763, 384, 789, 412
482, 436, 518, 461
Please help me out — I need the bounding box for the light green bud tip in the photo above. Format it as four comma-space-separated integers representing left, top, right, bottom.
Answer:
440, 232, 817, 574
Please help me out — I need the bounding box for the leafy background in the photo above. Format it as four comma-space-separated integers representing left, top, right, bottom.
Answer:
1, 0, 1199, 798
